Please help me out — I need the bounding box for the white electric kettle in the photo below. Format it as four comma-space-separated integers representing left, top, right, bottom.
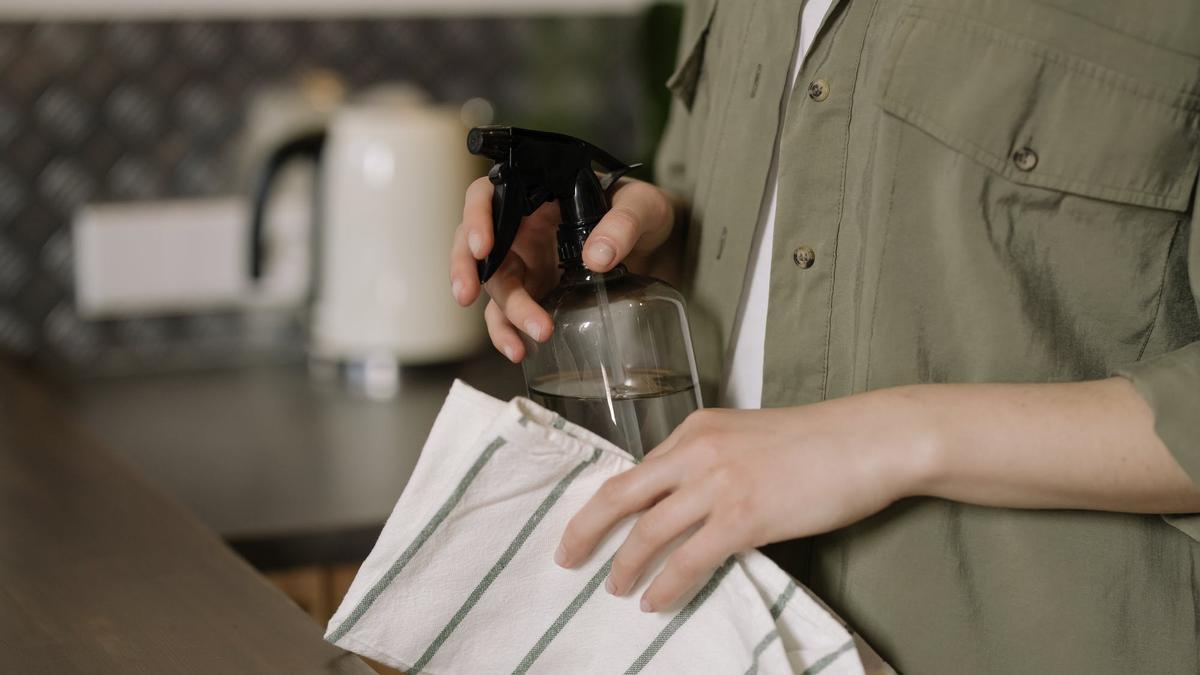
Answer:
250, 86, 485, 381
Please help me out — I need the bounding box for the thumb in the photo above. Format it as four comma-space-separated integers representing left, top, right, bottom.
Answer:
583, 181, 673, 272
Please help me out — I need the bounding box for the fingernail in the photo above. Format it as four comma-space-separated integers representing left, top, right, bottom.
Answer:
605, 577, 617, 595
451, 278, 463, 301
502, 345, 516, 363
524, 320, 542, 342
554, 544, 568, 567
640, 597, 654, 613
468, 232, 483, 257
588, 242, 615, 268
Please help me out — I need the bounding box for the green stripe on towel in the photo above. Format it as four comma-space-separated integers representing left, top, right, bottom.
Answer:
623, 556, 736, 675
743, 581, 798, 674
801, 638, 856, 675
411, 447, 604, 672
769, 581, 797, 620
326, 435, 507, 643
512, 553, 617, 674
743, 629, 780, 675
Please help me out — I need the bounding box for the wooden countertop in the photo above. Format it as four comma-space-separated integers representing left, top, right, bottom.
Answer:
0, 362, 376, 675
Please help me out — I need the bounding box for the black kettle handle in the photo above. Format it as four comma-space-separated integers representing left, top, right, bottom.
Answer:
249, 131, 327, 280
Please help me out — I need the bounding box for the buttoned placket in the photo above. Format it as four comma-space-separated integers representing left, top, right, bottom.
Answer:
760, 0, 880, 407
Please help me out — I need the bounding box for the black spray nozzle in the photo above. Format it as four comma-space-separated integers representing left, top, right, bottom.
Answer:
467, 126, 512, 161
466, 125, 641, 284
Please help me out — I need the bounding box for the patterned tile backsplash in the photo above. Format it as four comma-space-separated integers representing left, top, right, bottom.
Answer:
0, 16, 650, 374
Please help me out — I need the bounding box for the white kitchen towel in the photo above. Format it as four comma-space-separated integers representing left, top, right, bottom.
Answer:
326, 380, 892, 675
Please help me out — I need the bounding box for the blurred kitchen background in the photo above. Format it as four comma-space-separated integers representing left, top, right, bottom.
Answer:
0, 1, 681, 668
0, 3, 681, 375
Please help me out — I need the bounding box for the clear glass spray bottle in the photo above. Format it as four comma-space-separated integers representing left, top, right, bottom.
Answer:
468, 126, 702, 458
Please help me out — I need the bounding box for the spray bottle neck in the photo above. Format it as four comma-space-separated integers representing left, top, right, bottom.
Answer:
558, 254, 627, 284
555, 166, 613, 271
556, 220, 600, 268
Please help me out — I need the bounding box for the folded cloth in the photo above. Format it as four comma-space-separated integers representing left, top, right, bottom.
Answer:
326, 381, 892, 675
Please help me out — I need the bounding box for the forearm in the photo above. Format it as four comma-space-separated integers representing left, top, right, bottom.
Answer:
558, 376, 1200, 609
891, 378, 1200, 514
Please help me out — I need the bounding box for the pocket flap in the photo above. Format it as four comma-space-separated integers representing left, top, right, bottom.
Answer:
881, 10, 1200, 211
665, 0, 718, 111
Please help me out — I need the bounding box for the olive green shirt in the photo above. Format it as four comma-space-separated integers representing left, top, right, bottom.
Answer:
655, 0, 1200, 672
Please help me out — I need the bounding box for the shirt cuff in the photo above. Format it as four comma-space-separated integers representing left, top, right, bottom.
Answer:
1114, 341, 1200, 487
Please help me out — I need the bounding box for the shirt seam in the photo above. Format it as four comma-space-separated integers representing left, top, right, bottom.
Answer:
1135, 215, 1185, 361
820, 0, 882, 400
863, 110, 906, 392
1028, 0, 1200, 60
904, 5, 1200, 108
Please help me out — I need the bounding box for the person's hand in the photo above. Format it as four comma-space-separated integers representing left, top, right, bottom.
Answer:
553, 389, 937, 612
448, 177, 676, 363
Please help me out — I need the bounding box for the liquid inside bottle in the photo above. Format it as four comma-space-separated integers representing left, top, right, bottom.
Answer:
521, 263, 702, 458
529, 369, 699, 455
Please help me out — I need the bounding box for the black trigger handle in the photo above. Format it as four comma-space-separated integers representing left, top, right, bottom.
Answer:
477, 164, 525, 284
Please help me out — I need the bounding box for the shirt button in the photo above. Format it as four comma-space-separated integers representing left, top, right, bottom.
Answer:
1012, 147, 1038, 171
792, 246, 816, 269
807, 79, 830, 102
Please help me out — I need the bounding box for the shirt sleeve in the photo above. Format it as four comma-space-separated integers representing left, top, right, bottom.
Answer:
653, 0, 716, 203
1114, 171, 1200, 494
1117, 342, 1200, 483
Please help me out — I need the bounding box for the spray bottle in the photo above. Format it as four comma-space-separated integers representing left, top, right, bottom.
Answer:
468, 126, 702, 458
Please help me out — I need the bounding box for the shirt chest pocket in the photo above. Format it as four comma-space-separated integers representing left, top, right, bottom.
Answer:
880, 9, 1200, 213
864, 8, 1200, 387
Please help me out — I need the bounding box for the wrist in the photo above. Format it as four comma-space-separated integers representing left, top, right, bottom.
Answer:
866, 385, 949, 501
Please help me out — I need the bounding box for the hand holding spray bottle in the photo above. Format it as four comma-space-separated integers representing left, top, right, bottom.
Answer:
467, 126, 702, 458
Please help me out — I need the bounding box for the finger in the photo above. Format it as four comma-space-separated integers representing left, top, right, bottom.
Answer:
640, 522, 737, 613
484, 253, 551, 342
507, 202, 563, 300
606, 488, 710, 596
583, 181, 672, 272
449, 225, 481, 306
556, 454, 681, 568
462, 176, 495, 260
484, 300, 524, 363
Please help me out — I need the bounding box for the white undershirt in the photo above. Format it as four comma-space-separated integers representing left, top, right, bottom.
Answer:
720, 0, 834, 409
